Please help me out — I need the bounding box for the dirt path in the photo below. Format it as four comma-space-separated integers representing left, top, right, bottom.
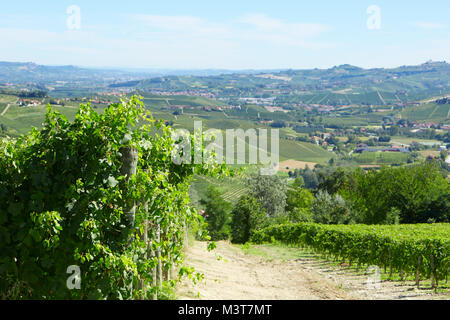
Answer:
177, 241, 350, 300
0, 104, 11, 116
177, 241, 449, 300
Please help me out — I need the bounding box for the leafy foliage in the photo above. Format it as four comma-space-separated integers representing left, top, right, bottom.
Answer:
311, 190, 352, 224
251, 222, 450, 287
285, 186, 314, 223
0, 96, 227, 299
230, 195, 268, 244
200, 187, 231, 241
340, 163, 450, 224
316, 163, 449, 224
248, 174, 287, 217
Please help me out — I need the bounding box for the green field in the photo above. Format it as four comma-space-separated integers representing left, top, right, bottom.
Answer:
0, 101, 107, 136
189, 165, 260, 206
189, 138, 334, 205
390, 136, 443, 146
400, 103, 450, 122
279, 139, 333, 162
0, 94, 18, 104
141, 93, 227, 109
351, 151, 411, 164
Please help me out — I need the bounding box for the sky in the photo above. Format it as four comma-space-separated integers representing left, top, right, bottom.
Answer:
0, 0, 449, 70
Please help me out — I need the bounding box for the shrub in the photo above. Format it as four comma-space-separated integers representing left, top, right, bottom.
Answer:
248, 174, 287, 217
311, 190, 351, 224
200, 187, 231, 241
230, 195, 267, 244
0, 96, 226, 299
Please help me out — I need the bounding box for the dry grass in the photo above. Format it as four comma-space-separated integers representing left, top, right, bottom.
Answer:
278, 159, 317, 172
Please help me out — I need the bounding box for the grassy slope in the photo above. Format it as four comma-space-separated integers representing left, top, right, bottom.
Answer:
0, 101, 107, 136
400, 103, 450, 122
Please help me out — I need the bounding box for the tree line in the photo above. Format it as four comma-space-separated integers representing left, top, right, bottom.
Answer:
201, 162, 449, 244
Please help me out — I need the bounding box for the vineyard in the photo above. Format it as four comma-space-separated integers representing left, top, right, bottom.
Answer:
400, 103, 450, 122
0, 96, 227, 299
251, 223, 450, 289
191, 173, 250, 206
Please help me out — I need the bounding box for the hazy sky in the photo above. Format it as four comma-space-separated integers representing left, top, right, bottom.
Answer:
0, 0, 449, 69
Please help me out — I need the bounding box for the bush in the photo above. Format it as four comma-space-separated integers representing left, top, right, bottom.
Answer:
200, 187, 231, 241
285, 186, 314, 223
230, 195, 267, 244
248, 174, 287, 217
344, 163, 450, 224
0, 96, 226, 299
386, 207, 401, 225
311, 190, 352, 224
288, 207, 313, 223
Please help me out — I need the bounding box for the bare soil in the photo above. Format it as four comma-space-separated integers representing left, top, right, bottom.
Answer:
278, 160, 317, 173
176, 241, 449, 300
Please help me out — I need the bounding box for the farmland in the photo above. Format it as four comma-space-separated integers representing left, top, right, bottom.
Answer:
350, 152, 411, 165
278, 160, 318, 173
2, 0, 450, 303
401, 103, 450, 123
251, 223, 450, 291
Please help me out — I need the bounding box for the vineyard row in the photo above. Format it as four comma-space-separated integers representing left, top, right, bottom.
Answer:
251, 223, 450, 288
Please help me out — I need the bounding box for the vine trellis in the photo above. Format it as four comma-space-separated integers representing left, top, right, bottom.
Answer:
0, 96, 228, 299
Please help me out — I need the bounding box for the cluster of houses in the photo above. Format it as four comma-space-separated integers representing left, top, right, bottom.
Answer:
404, 121, 439, 131
149, 90, 216, 99
163, 104, 242, 114
18, 99, 41, 107
238, 97, 276, 106
89, 98, 113, 105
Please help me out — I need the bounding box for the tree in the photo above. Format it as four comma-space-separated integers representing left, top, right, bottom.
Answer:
440, 149, 447, 161
270, 121, 287, 128
340, 163, 450, 224
311, 190, 352, 224
294, 176, 304, 188
301, 165, 319, 189
230, 195, 267, 244
378, 135, 391, 143
389, 126, 400, 136
286, 186, 313, 213
317, 167, 356, 195
248, 174, 287, 217
285, 186, 314, 223
325, 135, 339, 146
200, 187, 231, 241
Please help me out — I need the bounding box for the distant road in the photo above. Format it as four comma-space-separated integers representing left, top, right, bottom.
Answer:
0, 104, 11, 116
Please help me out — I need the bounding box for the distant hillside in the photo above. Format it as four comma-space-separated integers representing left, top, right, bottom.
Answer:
110, 61, 450, 105
0, 61, 271, 86
1, 60, 449, 106
0, 61, 150, 84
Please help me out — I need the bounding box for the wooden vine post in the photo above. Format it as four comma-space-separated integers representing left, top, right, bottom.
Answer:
415, 255, 422, 289
120, 146, 138, 237
430, 254, 436, 291
149, 234, 157, 300
162, 226, 173, 282
388, 247, 393, 280
120, 146, 138, 297
137, 201, 149, 300
155, 224, 163, 292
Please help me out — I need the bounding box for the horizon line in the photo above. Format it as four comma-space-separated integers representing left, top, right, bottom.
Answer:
1, 59, 448, 74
